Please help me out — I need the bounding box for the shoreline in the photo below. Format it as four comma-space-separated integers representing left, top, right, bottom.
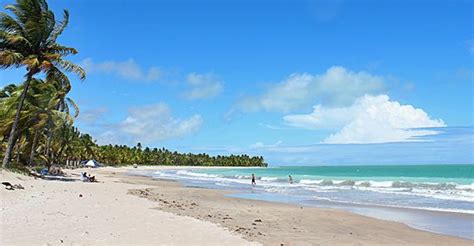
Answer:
132, 165, 474, 239
1, 166, 472, 245
120, 166, 472, 245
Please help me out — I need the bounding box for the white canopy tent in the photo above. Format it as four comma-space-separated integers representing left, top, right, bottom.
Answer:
84, 160, 100, 168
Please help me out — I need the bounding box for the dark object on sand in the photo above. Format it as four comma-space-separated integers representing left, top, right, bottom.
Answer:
29, 170, 42, 178
2, 182, 25, 190
49, 166, 65, 176
89, 175, 96, 182
2, 182, 14, 190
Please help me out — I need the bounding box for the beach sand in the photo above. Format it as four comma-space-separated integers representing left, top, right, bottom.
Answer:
0, 168, 256, 246
1, 166, 472, 245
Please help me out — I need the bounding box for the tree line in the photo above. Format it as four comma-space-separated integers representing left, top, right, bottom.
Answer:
0, 0, 267, 170
98, 143, 266, 167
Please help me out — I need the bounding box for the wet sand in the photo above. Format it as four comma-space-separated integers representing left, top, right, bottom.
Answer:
1, 166, 472, 245
118, 167, 472, 245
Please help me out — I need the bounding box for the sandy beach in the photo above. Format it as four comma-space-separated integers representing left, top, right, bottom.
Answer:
1, 166, 472, 246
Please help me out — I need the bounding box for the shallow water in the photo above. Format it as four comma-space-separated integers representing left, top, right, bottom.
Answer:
137, 164, 474, 239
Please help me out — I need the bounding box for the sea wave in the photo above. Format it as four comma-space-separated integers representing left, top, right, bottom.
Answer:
149, 169, 474, 211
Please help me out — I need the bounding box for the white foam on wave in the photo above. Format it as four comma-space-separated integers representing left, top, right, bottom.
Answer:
299, 179, 323, 184
149, 169, 474, 210
311, 196, 474, 215
176, 170, 220, 178
260, 177, 280, 182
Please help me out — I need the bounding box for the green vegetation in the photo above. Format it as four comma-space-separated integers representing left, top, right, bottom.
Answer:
0, 0, 267, 169
97, 143, 266, 167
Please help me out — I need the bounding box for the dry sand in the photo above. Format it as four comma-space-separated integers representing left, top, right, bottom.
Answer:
0, 168, 257, 246
1, 166, 472, 245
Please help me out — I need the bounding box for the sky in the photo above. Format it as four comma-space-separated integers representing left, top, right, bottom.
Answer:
1, 0, 473, 165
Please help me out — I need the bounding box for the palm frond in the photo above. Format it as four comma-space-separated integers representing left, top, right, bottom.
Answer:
1, 32, 32, 47
48, 9, 68, 43
0, 12, 24, 34
0, 50, 23, 67
46, 67, 72, 92
65, 97, 79, 118
21, 55, 39, 68
53, 59, 86, 80
47, 44, 77, 56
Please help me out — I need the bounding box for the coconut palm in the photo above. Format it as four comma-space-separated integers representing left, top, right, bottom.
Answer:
0, 0, 85, 168
0, 78, 73, 166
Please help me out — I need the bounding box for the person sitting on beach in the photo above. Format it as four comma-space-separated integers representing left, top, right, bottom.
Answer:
251, 173, 256, 185
81, 172, 89, 182
88, 174, 96, 182
288, 175, 293, 184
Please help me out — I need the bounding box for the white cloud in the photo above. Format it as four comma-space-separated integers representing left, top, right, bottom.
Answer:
235, 66, 385, 113
250, 140, 283, 149
119, 103, 202, 143
183, 73, 223, 100
258, 123, 291, 130
284, 94, 446, 144
77, 107, 108, 124
80, 58, 161, 81
95, 103, 202, 145
238, 73, 314, 113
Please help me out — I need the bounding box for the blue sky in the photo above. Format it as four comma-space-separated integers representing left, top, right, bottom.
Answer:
1, 0, 473, 165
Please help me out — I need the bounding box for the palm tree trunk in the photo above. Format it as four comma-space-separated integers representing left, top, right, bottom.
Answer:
28, 130, 39, 166
45, 128, 53, 167
16, 135, 21, 163
2, 71, 34, 168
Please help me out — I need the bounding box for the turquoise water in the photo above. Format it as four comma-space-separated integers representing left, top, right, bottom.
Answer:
150, 164, 473, 213
196, 164, 474, 184
143, 164, 474, 239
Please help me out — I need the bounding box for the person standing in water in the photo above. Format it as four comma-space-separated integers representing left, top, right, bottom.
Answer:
251, 173, 256, 185
288, 175, 293, 184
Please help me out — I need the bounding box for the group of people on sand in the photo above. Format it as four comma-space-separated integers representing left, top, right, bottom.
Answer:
250, 173, 293, 185
80, 172, 96, 182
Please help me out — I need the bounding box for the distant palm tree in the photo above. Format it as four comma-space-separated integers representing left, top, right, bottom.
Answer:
0, 0, 85, 168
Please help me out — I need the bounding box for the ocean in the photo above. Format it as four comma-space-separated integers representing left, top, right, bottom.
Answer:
139, 164, 474, 239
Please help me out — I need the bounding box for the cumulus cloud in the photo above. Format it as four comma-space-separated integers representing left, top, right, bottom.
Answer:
120, 103, 202, 143
95, 103, 202, 145
284, 94, 446, 144
183, 73, 223, 100
80, 58, 161, 81
235, 66, 385, 113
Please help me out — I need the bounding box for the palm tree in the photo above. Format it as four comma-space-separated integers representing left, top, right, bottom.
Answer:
0, 78, 72, 166
0, 0, 85, 168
